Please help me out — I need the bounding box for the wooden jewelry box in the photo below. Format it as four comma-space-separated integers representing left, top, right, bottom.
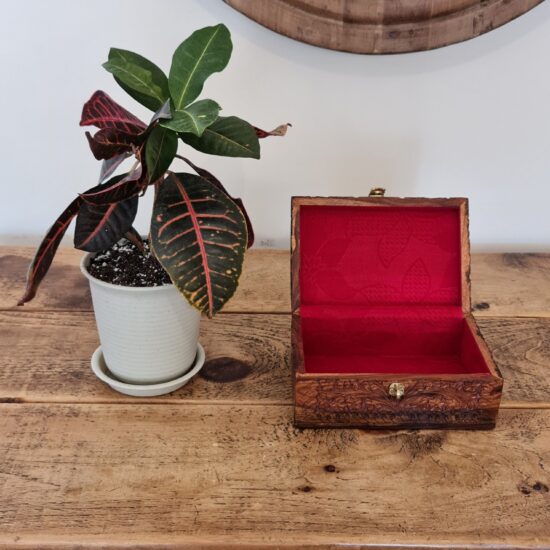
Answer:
291, 194, 503, 429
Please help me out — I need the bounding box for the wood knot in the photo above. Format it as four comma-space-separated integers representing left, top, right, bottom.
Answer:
324, 464, 337, 473
473, 302, 490, 311
518, 481, 549, 495
200, 357, 251, 383
298, 485, 313, 493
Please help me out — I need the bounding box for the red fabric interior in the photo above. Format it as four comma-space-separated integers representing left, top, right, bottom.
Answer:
298, 205, 491, 375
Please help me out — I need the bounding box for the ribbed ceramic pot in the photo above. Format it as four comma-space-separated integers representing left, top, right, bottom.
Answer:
81, 254, 200, 385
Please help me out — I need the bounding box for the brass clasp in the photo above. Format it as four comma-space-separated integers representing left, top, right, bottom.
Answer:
389, 382, 405, 400
369, 187, 386, 197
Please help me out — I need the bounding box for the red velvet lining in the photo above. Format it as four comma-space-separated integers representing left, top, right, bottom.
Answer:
298, 204, 491, 376
299, 206, 462, 308
301, 307, 489, 375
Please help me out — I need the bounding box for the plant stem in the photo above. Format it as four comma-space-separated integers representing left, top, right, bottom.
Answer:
124, 227, 145, 253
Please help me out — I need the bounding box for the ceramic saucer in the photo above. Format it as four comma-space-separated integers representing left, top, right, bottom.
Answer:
91, 343, 205, 397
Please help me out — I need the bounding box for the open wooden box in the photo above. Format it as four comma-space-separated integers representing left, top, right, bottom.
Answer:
291, 196, 503, 429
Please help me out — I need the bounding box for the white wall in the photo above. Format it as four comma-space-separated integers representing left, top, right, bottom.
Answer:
1, 0, 549, 251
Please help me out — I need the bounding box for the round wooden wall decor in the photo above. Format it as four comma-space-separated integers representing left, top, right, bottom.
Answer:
223, 0, 544, 54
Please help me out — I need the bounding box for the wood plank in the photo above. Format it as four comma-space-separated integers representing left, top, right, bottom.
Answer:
1, 311, 550, 408
477, 317, 550, 408
0, 404, 549, 548
0, 311, 290, 405
471, 253, 550, 318
2, 247, 550, 317
0, 247, 290, 313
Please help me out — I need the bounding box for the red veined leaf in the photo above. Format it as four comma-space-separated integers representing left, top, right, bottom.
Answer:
18, 197, 82, 305
179, 156, 254, 248
80, 90, 146, 134
85, 128, 143, 160
150, 173, 247, 317
74, 196, 138, 252
254, 123, 291, 138
81, 166, 143, 206
99, 152, 131, 183
178, 156, 229, 192
230, 197, 254, 249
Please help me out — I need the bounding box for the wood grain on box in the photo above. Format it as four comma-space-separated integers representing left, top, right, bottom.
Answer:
291, 197, 502, 429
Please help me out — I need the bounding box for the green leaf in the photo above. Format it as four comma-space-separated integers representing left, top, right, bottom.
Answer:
180, 116, 260, 159
169, 24, 232, 110
150, 173, 247, 317
160, 99, 220, 136
103, 48, 169, 111
145, 126, 178, 183
114, 77, 162, 112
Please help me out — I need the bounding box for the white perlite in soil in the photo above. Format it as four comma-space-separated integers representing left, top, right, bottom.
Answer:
87, 239, 171, 287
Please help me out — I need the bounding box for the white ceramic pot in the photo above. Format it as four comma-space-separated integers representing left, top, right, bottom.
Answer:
81, 254, 201, 385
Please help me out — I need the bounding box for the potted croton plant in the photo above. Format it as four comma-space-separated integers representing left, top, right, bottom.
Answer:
18, 24, 287, 395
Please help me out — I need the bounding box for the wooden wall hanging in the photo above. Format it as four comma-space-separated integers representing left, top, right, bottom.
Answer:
223, 0, 544, 54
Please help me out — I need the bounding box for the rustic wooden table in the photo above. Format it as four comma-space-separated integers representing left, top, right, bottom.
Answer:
1, 247, 549, 549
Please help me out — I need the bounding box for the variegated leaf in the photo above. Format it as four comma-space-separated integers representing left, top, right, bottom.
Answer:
103, 48, 169, 112
150, 173, 247, 317
74, 197, 138, 252
18, 197, 82, 305
85, 128, 143, 160
80, 90, 146, 133
80, 167, 143, 206
180, 116, 259, 158
169, 24, 232, 110
161, 99, 220, 136
180, 156, 254, 248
